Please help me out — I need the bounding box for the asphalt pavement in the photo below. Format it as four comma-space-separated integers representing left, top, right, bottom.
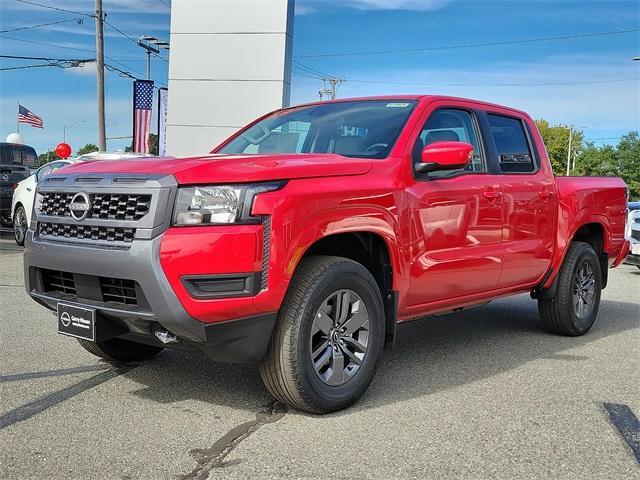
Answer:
1, 228, 638, 479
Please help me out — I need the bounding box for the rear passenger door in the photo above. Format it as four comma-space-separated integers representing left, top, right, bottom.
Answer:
483, 112, 556, 287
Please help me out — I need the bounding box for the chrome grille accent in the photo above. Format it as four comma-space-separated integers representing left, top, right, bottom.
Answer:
40, 192, 151, 221
40, 222, 136, 243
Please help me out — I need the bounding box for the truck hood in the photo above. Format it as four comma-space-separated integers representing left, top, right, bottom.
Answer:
59, 154, 373, 184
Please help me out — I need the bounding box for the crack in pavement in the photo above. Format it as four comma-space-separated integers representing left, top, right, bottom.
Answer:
176, 401, 287, 480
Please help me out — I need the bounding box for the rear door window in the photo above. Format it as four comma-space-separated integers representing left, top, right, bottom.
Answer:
488, 114, 536, 173
21, 147, 37, 168
11, 146, 23, 165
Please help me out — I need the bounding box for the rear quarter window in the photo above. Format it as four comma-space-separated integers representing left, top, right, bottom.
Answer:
488, 114, 536, 173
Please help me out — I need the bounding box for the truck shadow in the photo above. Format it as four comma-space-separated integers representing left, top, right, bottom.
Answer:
123, 295, 639, 413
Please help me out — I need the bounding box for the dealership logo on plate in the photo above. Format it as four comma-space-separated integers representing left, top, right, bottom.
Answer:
69, 192, 91, 221
60, 311, 71, 327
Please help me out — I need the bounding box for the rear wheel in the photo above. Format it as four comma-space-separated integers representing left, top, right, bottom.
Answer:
538, 241, 602, 336
13, 205, 27, 246
77, 338, 163, 363
259, 256, 385, 413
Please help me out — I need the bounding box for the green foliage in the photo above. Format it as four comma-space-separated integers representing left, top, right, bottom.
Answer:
37, 151, 56, 166
124, 134, 158, 155
536, 119, 638, 200
77, 143, 99, 156
573, 131, 640, 200
534, 119, 583, 175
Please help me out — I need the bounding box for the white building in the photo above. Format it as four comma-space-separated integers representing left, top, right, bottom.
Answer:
166, 0, 295, 156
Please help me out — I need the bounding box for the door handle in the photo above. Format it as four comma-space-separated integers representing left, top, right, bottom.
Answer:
483, 190, 503, 201
538, 190, 553, 199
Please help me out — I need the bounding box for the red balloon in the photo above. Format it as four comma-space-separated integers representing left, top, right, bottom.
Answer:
55, 143, 72, 159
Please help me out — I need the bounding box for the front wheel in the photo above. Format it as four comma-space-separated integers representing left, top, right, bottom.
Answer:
538, 241, 602, 336
259, 256, 385, 414
13, 205, 27, 246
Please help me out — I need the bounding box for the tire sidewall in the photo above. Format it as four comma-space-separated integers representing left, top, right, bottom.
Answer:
14, 206, 26, 246
294, 264, 384, 412
565, 245, 601, 334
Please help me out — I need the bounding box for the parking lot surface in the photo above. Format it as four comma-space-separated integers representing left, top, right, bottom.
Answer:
1, 229, 639, 479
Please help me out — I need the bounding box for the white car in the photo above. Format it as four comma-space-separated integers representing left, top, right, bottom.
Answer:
625, 201, 640, 270
11, 152, 154, 245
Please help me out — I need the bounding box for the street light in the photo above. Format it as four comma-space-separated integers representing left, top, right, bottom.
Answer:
63, 120, 86, 143
137, 35, 170, 80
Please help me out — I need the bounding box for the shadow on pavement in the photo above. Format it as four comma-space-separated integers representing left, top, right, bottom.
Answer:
122, 294, 639, 413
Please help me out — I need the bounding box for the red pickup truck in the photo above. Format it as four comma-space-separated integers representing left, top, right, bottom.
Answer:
24, 96, 629, 413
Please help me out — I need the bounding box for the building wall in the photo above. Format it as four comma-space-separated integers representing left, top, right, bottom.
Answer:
166, 0, 294, 156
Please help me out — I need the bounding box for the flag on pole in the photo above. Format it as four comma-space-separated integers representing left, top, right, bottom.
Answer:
18, 104, 44, 129
158, 87, 168, 156
133, 80, 154, 153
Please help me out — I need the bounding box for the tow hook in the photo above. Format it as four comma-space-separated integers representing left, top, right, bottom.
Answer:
154, 330, 179, 344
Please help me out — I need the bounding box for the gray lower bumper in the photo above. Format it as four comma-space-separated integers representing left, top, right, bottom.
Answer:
24, 231, 207, 342
24, 231, 278, 362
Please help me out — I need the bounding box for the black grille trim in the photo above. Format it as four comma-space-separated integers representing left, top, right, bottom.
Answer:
40, 222, 136, 243
39, 192, 151, 221
261, 217, 271, 291
100, 277, 138, 305
41, 269, 76, 296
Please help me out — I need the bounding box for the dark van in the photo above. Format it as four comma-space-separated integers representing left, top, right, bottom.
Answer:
0, 143, 36, 226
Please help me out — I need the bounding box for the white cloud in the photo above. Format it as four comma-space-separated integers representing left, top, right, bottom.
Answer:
296, 0, 455, 14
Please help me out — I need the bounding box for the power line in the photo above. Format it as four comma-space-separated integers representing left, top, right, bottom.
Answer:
14, 0, 94, 17
0, 34, 96, 53
292, 60, 328, 78
102, 18, 169, 63
0, 17, 84, 34
0, 63, 52, 71
155, 0, 171, 7
0, 54, 92, 61
320, 76, 639, 87
295, 28, 640, 58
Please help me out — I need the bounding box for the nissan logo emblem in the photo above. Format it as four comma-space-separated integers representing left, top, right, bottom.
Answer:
69, 192, 91, 221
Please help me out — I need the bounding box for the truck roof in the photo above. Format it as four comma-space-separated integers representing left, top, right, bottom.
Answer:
289, 94, 530, 118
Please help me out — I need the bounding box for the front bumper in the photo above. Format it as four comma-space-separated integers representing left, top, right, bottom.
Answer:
24, 229, 277, 363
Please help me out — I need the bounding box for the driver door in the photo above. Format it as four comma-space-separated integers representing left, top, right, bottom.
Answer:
404, 106, 504, 311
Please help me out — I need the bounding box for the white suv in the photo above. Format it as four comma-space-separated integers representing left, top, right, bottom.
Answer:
626, 202, 640, 269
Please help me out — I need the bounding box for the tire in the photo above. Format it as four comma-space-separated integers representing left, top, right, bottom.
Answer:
77, 338, 163, 363
259, 256, 385, 414
538, 241, 602, 336
13, 205, 27, 246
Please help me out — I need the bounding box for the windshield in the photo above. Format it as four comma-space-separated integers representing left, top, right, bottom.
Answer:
217, 100, 417, 159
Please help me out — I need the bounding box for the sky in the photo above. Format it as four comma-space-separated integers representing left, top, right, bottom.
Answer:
0, 0, 638, 155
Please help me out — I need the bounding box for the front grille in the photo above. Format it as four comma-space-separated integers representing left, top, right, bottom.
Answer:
41, 269, 76, 296
632, 230, 640, 242
100, 277, 138, 305
40, 222, 136, 243
40, 192, 151, 221
37, 268, 141, 307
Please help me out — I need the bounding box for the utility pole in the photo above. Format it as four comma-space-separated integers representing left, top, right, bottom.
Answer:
95, 0, 106, 151
566, 127, 573, 176
138, 36, 169, 81
318, 77, 344, 100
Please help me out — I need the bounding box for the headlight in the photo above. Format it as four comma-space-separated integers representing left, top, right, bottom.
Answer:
173, 182, 283, 226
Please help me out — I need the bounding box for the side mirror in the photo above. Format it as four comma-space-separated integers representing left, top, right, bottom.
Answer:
416, 141, 474, 174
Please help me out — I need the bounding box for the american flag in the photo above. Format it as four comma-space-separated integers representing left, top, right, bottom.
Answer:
133, 80, 154, 153
18, 105, 44, 129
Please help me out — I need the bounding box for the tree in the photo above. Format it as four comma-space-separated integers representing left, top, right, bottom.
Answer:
535, 119, 584, 175
573, 131, 640, 200
37, 151, 56, 166
125, 133, 158, 155
77, 143, 99, 156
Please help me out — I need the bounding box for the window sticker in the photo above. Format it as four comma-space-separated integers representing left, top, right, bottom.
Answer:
386, 103, 411, 108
